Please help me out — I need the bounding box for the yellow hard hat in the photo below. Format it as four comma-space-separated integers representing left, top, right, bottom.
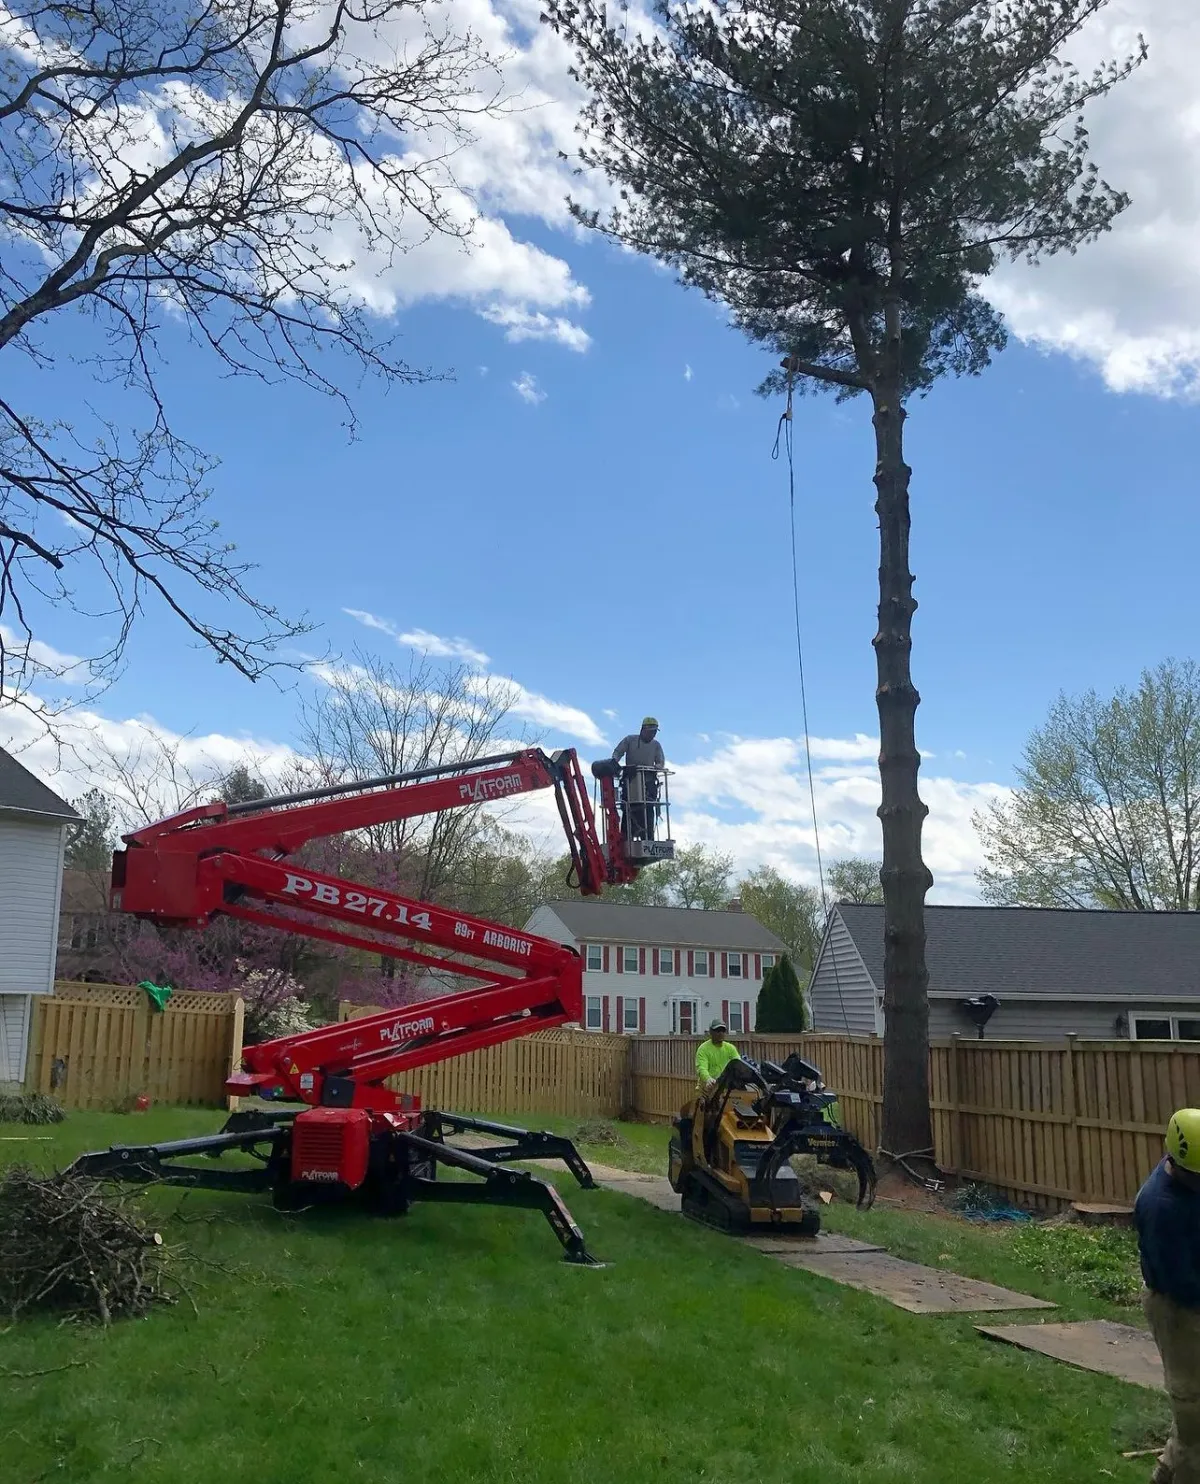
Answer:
1166, 1109, 1200, 1173
642, 716, 659, 728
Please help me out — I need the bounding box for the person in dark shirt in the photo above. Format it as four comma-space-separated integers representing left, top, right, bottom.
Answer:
1134, 1109, 1200, 1484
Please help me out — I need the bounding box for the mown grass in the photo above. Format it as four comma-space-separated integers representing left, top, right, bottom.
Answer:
0, 1107, 1169, 1483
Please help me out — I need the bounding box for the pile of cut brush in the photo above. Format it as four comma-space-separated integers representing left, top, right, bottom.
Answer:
0, 1166, 174, 1325
0, 1091, 65, 1124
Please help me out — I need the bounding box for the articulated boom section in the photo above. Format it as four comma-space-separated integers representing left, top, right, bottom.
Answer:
109, 745, 638, 1111
77, 747, 658, 1266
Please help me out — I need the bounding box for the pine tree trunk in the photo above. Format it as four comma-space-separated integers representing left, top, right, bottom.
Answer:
871, 374, 935, 1160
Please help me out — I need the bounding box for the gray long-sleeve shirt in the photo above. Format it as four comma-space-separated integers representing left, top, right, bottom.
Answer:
613, 734, 664, 770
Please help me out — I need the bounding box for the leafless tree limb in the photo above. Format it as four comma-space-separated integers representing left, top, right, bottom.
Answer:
0, 0, 502, 726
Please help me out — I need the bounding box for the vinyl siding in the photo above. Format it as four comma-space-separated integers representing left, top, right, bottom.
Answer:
0, 815, 67, 994
809, 910, 878, 1035
0, 994, 31, 1084
930, 996, 1200, 1041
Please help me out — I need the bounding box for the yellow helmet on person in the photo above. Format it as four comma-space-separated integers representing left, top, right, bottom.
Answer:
1166, 1109, 1200, 1173
642, 716, 659, 729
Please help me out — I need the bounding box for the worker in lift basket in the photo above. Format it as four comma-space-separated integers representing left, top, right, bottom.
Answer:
1135, 1109, 1200, 1484
612, 716, 664, 840
695, 1020, 740, 1090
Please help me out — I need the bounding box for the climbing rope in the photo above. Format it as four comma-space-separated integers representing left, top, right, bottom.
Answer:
772, 361, 852, 1038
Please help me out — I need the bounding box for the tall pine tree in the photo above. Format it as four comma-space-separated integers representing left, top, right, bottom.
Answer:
66, 788, 115, 872
545, 0, 1142, 1162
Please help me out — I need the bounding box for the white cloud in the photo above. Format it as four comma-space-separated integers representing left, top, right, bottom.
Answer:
338, 608, 605, 745
512, 371, 546, 405
987, 0, 1200, 397
343, 610, 490, 667
0, 624, 86, 682
668, 736, 1008, 903
602, 708, 619, 721
465, 673, 605, 746
0, 695, 296, 826
480, 306, 591, 352
684, 364, 693, 381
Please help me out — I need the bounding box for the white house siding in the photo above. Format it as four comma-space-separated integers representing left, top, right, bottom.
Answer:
0, 814, 67, 994
525, 906, 766, 1036
0, 993, 31, 1085
809, 912, 879, 1035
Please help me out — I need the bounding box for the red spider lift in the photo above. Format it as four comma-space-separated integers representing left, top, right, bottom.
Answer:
67, 748, 674, 1263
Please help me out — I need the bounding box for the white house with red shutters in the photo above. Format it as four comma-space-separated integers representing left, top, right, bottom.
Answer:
523, 899, 789, 1037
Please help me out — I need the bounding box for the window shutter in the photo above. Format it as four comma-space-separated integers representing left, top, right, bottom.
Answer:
675, 949, 681, 975
687, 950, 694, 976
754, 954, 762, 979
639, 997, 646, 1034
616, 995, 624, 1035
721, 999, 728, 1024
652, 951, 659, 976
721, 952, 728, 979
602, 995, 610, 1032
616, 948, 623, 974
743, 1000, 750, 1032
639, 946, 646, 975
603, 945, 610, 973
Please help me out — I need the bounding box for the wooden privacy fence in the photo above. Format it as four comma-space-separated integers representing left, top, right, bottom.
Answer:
338, 1004, 628, 1117
29, 982, 1197, 1209
628, 1033, 1200, 1209
25, 983, 244, 1110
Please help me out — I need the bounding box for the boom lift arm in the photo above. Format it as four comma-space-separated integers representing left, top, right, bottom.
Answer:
73, 745, 674, 1264
110, 746, 642, 1108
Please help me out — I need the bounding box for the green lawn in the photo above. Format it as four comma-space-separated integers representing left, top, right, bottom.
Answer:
0, 1107, 1170, 1483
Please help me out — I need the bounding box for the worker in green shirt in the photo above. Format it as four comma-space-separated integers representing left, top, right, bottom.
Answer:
696, 1020, 741, 1088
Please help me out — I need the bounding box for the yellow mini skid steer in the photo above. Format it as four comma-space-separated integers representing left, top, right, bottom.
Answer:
667, 1052, 876, 1235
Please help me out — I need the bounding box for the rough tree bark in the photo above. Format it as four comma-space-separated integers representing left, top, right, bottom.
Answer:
872, 362, 935, 1159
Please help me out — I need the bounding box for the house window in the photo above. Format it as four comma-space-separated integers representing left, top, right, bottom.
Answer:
69, 916, 99, 952
728, 1002, 744, 1034
585, 944, 603, 972
1130, 1014, 1200, 1041
761, 954, 775, 972
585, 996, 603, 1031
672, 999, 699, 1035
622, 946, 639, 974
623, 998, 640, 1033
693, 951, 709, 977
658, 948, 673, 975
728, 952, 744, 978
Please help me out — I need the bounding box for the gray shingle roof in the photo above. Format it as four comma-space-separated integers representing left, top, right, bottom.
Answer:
0, 747, 78, 822
538, 899, 788, 953
835, 902, 1200, 1000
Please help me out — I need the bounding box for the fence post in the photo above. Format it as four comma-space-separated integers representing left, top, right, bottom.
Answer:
948, 1034, 963, 1175
136, 991, 153, 1106
1062, 1034, 1082, 1203
227, 997, 246, 1112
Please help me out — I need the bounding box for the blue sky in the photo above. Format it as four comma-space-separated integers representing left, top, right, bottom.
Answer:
3, 0, 1198, 902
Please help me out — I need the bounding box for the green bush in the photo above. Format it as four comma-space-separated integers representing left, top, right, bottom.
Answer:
1011, 1222, 1142, 1305
755, 954, 807, 1032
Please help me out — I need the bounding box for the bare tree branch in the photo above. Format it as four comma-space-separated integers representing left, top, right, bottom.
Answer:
0, 0, 503, 726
